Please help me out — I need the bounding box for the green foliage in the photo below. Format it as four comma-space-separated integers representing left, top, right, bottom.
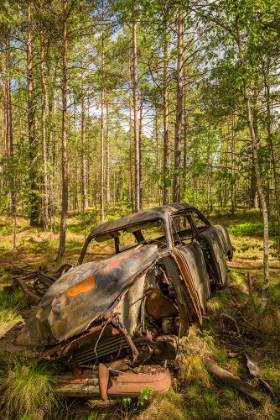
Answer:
137, 384, 153, 407
0, 223, 14, 235
116, 396, 132, 408
206, 288, 231, 314
214, 347, 228, 369
116, 385, 153, 410
228, 222, 264, 237
186, 383, 220, 419
105, 214, 119, 221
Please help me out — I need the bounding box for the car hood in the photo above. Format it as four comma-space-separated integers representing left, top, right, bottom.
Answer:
17, 243, 159, 346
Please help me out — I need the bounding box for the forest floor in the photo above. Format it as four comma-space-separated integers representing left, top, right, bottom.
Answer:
0, 209, 279, 419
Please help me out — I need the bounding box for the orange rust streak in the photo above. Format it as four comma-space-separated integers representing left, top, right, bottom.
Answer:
67, 275, 96, 297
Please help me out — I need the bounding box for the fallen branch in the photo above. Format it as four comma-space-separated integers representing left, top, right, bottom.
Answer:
219, 313, 241, 337
245, 354, 278, 402
205, 360, 270, 406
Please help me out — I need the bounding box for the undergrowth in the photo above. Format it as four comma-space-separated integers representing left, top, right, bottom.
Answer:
0, 210, 279, 419
0, 358, 59, 420
0, 288, 25, 335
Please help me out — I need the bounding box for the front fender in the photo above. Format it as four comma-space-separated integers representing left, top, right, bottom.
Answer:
17, 244, 159, 346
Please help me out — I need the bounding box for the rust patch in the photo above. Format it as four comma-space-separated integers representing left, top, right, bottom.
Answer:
98, 363, 109, 401
107, 369, 172, 397
67, 275, 96, 297
54, 368, 172, 398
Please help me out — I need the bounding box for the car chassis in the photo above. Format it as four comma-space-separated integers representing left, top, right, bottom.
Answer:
15, 203, 233, 399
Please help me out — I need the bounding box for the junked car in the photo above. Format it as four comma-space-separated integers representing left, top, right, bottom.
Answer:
16, 203, 233, 399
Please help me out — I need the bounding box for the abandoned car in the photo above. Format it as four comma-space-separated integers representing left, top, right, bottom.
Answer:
16, 203, 233, 399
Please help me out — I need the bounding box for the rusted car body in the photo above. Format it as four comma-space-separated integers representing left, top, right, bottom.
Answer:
16, 203, 233, 399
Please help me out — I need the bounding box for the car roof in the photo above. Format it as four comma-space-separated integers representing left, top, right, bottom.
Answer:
87, 203, 201, 239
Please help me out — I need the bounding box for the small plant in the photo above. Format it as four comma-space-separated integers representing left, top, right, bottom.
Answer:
116, 396, 132, 408
215, 347, 228, 368
137, 385, 153, 407
196, 327, 215, 351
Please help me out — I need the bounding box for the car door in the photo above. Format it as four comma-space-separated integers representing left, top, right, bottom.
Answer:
197, 226, 228, 286
177, 242, 211, 314
186, 211, 230, 286
170, 213, 211, 313
171, 210, 229, 287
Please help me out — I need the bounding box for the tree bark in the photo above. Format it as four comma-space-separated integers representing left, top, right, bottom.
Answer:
27, 1, 41, 226
263, 62, 280, 252
235, 17, 270, 307
81, 68, 88, 214
132, 9, 140, 212
163, 11, 170, 205
231, 113, 236, 215
40, 32, 49, 230
100, 2, 105, 222
106, 102, 110, 206
56, 0, 69, 262
173, 7, 183, 203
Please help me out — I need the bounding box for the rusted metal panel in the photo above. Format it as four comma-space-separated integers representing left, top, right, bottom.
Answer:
99, 363, 110, 400
17, 244, 159, 346
78, 203, 207, 264
54, 367, 172, 399
156, 256, 191, 333
107, 369, 172, 397
199, 227, 228, 285
13, 276, 41, 304
15, 203, 233, 400
214, 224, 234, 261
178, 242, 211, 313
55, 374, 100, 398
170, 248, 203, 325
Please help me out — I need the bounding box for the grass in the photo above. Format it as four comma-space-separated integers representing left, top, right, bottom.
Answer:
178, 352, 211, 388
0, 358, 59, 420
0, 209, 280, 419
0, 288, 25, 336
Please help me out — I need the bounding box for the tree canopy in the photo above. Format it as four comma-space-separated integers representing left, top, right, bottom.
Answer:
1, 0, 280, 275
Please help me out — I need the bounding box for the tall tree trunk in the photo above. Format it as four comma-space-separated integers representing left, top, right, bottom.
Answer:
27, 1, 41, 226
4, 36, 16, 248
56, 0, 69, 262
81, 68, 88, 214
106, 102, 110, 205
263, 62, 280, 249
182, 92, 187, 201
1, 37, 11, 215
163, 12, 170, 205
154, 99, 160, 205
236, 18, 270, 307
40, 32, 49, 230
173, 7, 183, 203
100, 7, 105, 222
128, 51, 134, 210
231, 113, 236, 215
139, 93, 143, 209
132, 12, 140, 212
